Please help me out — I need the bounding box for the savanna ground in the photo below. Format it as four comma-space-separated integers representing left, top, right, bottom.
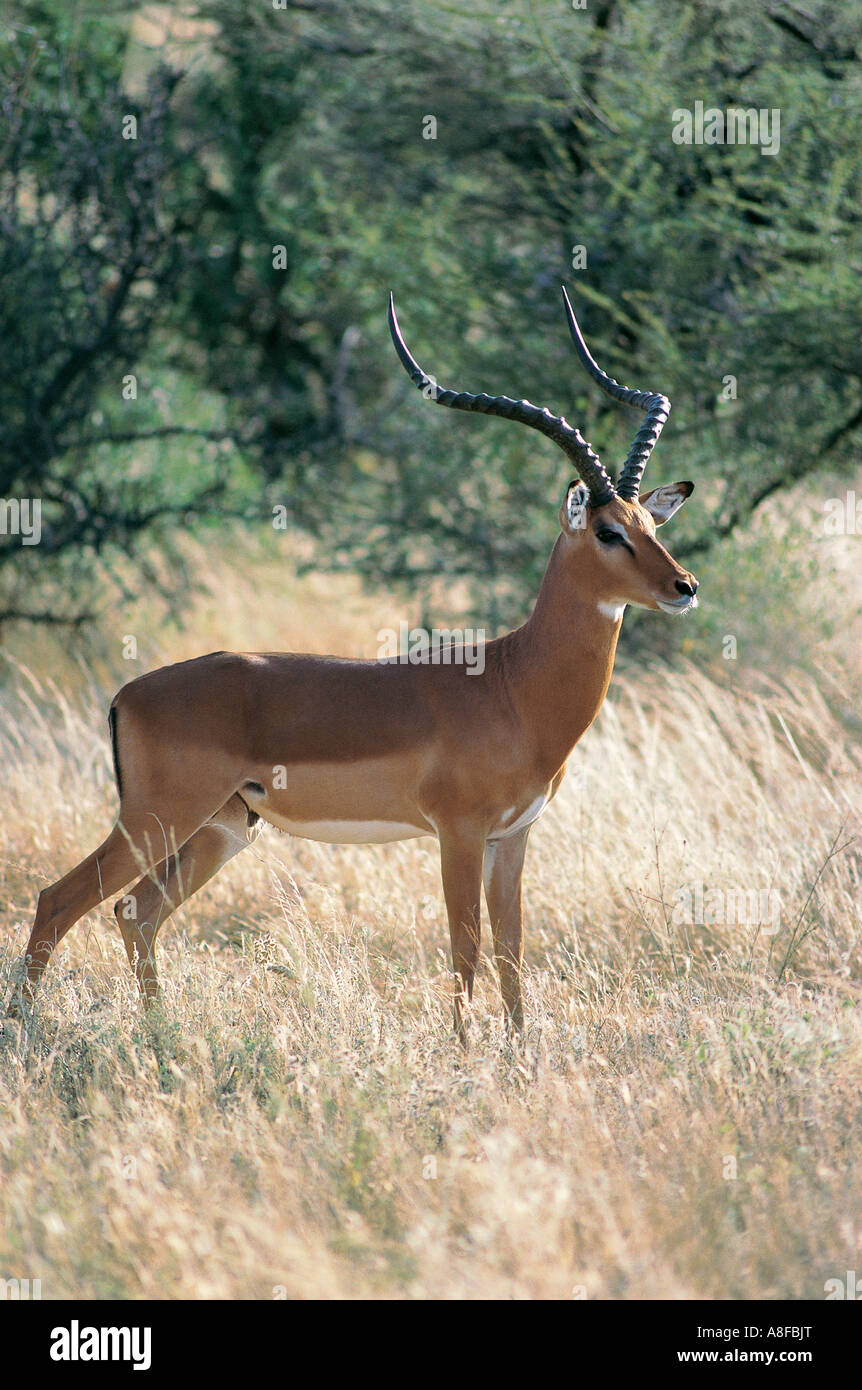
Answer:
0, 516, 860, 1301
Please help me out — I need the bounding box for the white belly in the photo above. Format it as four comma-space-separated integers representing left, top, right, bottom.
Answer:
258, 809, 432, 844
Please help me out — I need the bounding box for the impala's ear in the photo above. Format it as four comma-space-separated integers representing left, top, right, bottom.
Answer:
639, 480, 694, 526
560, 480, 591, 535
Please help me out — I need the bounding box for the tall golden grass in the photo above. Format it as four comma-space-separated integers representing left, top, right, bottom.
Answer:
0, 539, 859, 1299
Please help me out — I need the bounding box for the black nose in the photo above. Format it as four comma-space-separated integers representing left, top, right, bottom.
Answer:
675, 578, 698, 597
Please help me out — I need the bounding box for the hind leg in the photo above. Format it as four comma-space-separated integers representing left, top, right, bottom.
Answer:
7, 803, 223, 1017
115, 794, 259, 1004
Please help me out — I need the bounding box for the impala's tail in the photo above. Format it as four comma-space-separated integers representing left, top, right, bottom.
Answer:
108, 702, 123, 800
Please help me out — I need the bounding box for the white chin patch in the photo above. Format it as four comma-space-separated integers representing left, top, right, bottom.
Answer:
597, 601, 626, 621
657, 596, 698, 615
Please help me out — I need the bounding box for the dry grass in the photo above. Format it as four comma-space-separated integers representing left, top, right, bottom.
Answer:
0, 542, 860, 1300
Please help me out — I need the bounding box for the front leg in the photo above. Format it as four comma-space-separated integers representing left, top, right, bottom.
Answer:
438, 825, 485, 1047
483, 826, 530, 1033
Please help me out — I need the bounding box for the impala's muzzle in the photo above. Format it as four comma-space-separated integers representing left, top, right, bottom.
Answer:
658, 596, 698, 614
657, 577, 699, 615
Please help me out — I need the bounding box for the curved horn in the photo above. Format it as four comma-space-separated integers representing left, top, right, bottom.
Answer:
388, 293, 616, 506
561, 285, 670, 501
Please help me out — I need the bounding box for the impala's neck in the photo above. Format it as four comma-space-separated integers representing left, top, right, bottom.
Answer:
501, 534, 623, 774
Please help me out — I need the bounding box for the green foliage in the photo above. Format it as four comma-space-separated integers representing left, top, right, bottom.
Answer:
2, 0, 861, 645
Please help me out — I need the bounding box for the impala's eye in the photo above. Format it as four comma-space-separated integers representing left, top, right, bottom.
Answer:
596, 528, 624, 545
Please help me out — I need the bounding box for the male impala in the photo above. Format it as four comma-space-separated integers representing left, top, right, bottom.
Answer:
8, 288, 698, 1040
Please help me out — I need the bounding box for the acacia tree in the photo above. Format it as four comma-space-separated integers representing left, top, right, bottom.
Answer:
0, 42, 244, 628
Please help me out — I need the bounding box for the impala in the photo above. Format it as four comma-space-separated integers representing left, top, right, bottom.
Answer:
8, 288, 698, 1040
